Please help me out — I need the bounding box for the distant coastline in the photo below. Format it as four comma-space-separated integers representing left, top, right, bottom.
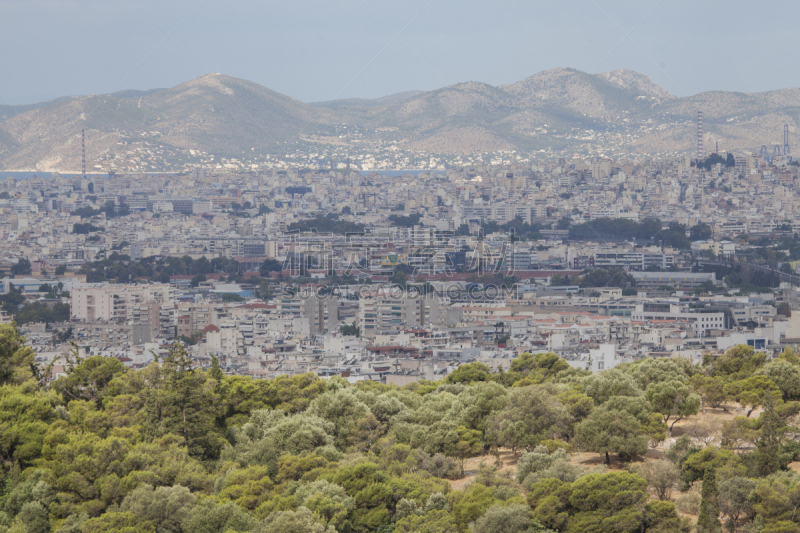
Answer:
0, 170, 441, 180
0, 171, 177, 180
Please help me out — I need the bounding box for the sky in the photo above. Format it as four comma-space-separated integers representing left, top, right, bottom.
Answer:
1, 0, 799, 105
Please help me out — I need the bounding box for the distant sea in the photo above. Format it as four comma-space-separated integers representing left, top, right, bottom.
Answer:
0, 170, 441, 180
0, 172, 177, 180
358, 169, 445, 177
0, 172, 109, 180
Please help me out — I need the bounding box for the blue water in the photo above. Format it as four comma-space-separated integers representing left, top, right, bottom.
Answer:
358, 170, 446, 177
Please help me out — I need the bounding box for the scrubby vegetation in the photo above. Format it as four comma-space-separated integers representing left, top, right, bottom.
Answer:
1, 323, 800, 532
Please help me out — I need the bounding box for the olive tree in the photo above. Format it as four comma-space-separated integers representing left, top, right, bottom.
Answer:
645, 380, 701, 433
473, 504, 553, 533
632, 460, 680, 501
718, 477, 755, 533
255, 507, 335, 533
486, 386, 570, 454
293, 480, 354, 529
582, 370, 642, 405
118, 484, 196, 533
574, 405, 648, 464
516, 448, 583, 488
756, 360, 800, 401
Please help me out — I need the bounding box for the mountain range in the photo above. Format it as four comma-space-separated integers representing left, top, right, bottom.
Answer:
1, 67, 798, 171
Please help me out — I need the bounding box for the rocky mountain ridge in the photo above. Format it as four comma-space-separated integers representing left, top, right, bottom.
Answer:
1, 68, 798, 171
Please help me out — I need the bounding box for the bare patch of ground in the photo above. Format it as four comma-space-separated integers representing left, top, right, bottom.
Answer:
448, 403, 759, 494
447, 449, 519, 490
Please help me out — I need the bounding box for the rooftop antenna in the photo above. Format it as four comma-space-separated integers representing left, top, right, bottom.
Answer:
697, 111, 704, 159
81, 129, 86, 180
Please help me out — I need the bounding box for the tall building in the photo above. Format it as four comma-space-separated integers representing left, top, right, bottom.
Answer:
697, 111, 704, 159
71, 284, 175, 322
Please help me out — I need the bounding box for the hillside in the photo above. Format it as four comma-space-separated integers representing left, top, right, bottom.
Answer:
501, 67, 668, 120
311, 90, 425, 109
1, 68, 799, 170
0, 74, 340, 171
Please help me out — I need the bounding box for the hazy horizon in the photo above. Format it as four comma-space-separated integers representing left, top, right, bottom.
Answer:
2, 0, 800, 106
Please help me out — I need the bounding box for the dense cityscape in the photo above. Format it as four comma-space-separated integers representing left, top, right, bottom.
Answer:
5, 1, 800, 531
3, 138, 800, 531
0, 145, 797, 371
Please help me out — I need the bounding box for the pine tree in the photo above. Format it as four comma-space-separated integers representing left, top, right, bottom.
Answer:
148, 343, 224, 459
0, 323, 37, 386
754, 393, 783, 476
209, 353, 223, 387
697, 467, 721, 533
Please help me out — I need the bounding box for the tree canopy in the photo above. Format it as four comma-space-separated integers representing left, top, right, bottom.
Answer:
0, 327, 793, 533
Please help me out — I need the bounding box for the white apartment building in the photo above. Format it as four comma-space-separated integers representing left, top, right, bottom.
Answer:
594, 252, 674, 271
589, 208, 639, 221
71, 283, 175, 322
631, 302, 725, 335
359, 292, 456, 334
460, 204, 532, 224
503, 249, 532, 271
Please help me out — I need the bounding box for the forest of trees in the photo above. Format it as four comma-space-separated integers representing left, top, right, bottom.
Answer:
480, 217, 544, 241
71, 224, 103, 236
2, 324, 800, 532
287, 215, 365, 235
72, 202, 130, 220
0, 287, 69, 326
387, 214, 423, 228
569, 218, 663, 241
10, 260, 32, 277
78, 256, 245, 284
695, 153, 736, 171
567, 219, 712, 249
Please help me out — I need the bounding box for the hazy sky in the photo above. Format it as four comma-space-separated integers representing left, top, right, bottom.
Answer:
1, 0, 798, 105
